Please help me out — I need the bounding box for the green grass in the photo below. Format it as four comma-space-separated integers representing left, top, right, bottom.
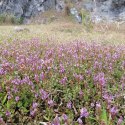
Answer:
0, 21, 125, 45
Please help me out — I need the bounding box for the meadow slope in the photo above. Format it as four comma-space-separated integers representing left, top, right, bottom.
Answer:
0, 22, 125, 124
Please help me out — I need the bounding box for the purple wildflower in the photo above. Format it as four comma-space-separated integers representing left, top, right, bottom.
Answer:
35, 93, 38, 98
67, 101, 72, 109
73, 73, 83, 81
48, 99, 54, 107
6, 111, 11, 117
0, 68, 5, 75
40, 72, 45, 81
15, 96, 20, 102
80, 108, 89, 118
0, 117, 3, 122
103, 94, 114, 104
34, 74, 39, 83
52, 115, 60, 125
79, 90, 83, 98
30, 110, 35, 117
77, 118, 83, 124
110, 106, 118, 116
30, 108, 37, 117
32, 102, 38, 109
39, 89, 49, 100
12, 78, 21, 85
8, 95, 12, 100
94, 72, 106, 86
59, 64, 65, 73
117, 116, 123, 125
96, 103, 101, 109
62, 114, 68, 122
0, 117, 5, 124
60, 77, 67, 85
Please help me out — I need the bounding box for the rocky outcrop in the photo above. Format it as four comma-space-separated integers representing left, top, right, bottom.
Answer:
0, 0, 125, 23
84, 0, 125, 22
0, 0, 65, 23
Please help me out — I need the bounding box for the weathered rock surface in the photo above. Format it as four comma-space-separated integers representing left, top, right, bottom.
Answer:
0, 0, 64, 23
0, 0, 125, 23
84, 0, 125, 22
70, 8, 82, 23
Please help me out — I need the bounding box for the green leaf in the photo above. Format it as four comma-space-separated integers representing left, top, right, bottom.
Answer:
7, 101, 11, 109
43, 116, 49, 121
17, 101, 23, 108
2, 94, 7, 104
89, 117, 100, 125
21, 107, 29, 113
2, 82, 5, 88
101, 107, 108, 125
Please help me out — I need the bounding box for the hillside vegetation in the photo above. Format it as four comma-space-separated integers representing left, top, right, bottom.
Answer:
0, 16, 125, 124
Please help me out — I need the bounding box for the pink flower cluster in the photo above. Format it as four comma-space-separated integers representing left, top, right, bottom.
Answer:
0, 39, 124, 124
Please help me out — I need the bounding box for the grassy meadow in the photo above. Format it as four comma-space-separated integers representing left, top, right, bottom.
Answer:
0, 19, 125, 124
0, 20, 125, 44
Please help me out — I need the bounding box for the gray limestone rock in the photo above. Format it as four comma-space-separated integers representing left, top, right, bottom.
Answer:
0, 0, 125, 23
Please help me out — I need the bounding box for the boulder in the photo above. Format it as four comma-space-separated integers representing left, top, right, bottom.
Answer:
70, 7, 82, 23
56, 0, 65, 12
14, 26, 30, 32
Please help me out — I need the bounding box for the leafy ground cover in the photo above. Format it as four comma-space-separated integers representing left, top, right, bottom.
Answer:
0, 37, 125, 124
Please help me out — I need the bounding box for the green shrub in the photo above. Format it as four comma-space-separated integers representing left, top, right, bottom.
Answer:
0, 14, 6, 24
80, 9, 93, 32
11, 16, 24, 24
0, 13, 23, 25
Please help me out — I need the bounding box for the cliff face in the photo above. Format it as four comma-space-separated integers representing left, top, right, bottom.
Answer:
0, 0, 65, 21
0, 0, 125, 23
0, 0, 56, 16
84, 0, 125, 22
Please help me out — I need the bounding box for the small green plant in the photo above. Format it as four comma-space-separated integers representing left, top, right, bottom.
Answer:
11, 16, 24, 24
80, 9, 93, 32
0, 13, 23, 25
0, 14, 6, 24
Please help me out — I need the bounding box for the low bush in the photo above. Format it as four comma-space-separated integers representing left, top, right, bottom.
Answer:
0, 13, 23, 25
80, 9, 93, 31
0, 14, 6, 24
